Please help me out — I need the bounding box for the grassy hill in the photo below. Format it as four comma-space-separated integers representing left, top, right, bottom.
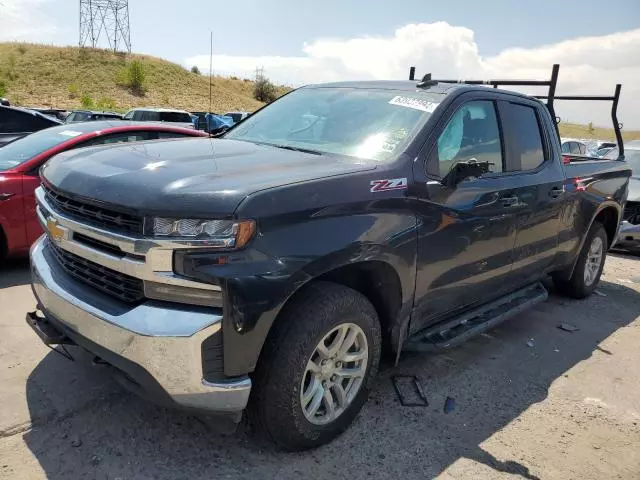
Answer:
0, 42, 639, 142
558, 122, 640, 142
0, 43, 288, 113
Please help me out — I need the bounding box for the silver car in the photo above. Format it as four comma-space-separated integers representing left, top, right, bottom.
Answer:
607, 141, 640, 252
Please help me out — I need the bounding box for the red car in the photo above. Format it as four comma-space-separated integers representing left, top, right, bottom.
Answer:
0, 121, 209, 261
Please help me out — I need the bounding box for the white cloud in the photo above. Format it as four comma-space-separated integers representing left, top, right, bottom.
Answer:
0, 0, 59, 40
186, 22, 640, 129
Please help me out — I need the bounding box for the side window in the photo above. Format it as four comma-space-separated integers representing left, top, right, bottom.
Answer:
569, 142, 580, 154
155, 131, 193, 139
579, 143, 586, 155
82, 132, 149, 147
436, 100, 503, 177
132, 111, 145, 121
504, 103, 545, 171
123, 111, 134, 120
561, 142, 570, 153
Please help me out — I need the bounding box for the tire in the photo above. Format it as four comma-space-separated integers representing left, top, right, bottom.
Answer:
249, 281, 381, 450
553, 222, 607, 299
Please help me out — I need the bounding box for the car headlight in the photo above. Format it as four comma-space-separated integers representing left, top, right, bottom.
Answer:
146, 217, 256, 248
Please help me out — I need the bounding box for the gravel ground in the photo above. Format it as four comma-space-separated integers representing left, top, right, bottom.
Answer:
1, 253, 639, 479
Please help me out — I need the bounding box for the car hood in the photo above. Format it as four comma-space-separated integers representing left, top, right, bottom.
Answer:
41, 138, 377, 216
628, 176, 640, 202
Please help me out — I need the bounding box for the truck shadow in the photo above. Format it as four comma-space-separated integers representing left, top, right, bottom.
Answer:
0, 258, 31, 288
21, 279, 639, 479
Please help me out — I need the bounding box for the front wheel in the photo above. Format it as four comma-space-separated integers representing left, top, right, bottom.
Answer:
553, 222, 608, 298
249, 282, 381, 450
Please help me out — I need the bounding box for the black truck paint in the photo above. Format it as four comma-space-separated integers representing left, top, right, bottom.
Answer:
39, 82, 630, 376
29, 70, 631, 448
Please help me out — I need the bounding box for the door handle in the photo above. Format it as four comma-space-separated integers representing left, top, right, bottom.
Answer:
500, 195, 519, 207
549, 186, 565, 198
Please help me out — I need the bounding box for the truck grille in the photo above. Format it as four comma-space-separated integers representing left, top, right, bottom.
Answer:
43, 184, 143, 235
623, 201, 640, 224
47, 239, 144, 303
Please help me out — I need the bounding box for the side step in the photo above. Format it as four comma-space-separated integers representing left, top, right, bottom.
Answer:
404, 282, 548, 352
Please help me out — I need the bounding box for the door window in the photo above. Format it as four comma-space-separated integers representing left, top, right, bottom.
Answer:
0, 109, 52, 132
504, 103, 546, 171
436, 100, 503, 177
82, 132, 149, 146
123, 110, 135, 120
569, 142, 581, 154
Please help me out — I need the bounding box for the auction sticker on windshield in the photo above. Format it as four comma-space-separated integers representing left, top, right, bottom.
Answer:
389, 96, 439, 113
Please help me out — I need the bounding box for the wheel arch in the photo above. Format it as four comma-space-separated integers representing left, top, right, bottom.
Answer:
562, 201, 621, 280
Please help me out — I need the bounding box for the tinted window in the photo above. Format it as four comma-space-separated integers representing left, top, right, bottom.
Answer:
569, 142, 580, 154
505, 103, 545, 171
159, 112, 192, 122
436, 100, 503, 176
132, 111, 146, 121
226, 87, 442, 161
123, 110, 134, 120
156, 131, 193, 139
561, 142, 570, 153
83, 132, 149, 146
67, 112, 91, 123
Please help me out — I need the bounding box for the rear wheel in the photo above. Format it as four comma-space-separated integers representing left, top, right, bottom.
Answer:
250, 281, 381, 450
554, 222, 607, 298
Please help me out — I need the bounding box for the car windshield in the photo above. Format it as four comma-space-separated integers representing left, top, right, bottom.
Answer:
225, 87, 442, 161
0, 128, 78, 171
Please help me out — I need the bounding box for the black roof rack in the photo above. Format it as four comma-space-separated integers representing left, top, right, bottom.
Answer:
408, 64, 624, 157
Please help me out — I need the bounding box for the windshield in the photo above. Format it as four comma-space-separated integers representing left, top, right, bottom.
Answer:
0, 128, 78, 171
225, 87, 442, 161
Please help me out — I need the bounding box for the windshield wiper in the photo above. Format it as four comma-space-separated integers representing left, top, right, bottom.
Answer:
266, 143, 323, 155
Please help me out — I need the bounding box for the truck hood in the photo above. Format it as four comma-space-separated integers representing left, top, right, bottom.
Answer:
628, 176, 640, 201
41, 138, 377, 216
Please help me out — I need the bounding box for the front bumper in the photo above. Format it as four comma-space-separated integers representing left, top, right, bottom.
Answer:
615, 221, 640, 251
29, 236, 251, 415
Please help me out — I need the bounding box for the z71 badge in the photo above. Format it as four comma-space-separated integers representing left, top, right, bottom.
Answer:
370, 178, 408, 192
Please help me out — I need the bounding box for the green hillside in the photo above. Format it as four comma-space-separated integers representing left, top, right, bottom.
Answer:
0, 42, 288, 113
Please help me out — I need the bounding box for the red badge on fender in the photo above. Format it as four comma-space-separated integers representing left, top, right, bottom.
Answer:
370, 178, 407, 192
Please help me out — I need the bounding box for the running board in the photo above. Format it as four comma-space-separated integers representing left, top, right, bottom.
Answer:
404, 282, 548, 352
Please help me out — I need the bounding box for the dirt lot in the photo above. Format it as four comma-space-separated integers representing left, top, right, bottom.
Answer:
1, 253, 639, 480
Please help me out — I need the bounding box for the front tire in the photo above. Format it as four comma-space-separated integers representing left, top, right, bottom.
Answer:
554, 222, 607, 298
250, 281, 381, 450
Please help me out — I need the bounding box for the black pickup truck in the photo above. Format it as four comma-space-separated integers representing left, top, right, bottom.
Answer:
26, 65, 631, 450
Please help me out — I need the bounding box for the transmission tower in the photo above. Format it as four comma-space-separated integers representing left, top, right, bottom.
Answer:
79, 0, 131, 53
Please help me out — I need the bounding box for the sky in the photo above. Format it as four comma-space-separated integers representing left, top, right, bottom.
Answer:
2, 0, 640, 127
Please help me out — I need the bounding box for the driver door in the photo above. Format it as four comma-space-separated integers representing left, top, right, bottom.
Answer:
411, 98, 520, 330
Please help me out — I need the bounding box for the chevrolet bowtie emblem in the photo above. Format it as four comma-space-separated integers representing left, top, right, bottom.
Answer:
47, 217, 65, 242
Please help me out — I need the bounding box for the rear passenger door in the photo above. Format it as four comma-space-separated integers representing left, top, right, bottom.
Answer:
500, 99, 565, 286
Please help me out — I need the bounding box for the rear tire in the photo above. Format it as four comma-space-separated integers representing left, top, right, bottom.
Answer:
553, 222, 607, 299
249, 281, 381, 450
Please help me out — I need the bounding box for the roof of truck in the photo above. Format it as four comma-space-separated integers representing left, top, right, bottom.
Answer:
302, 80, 541, 101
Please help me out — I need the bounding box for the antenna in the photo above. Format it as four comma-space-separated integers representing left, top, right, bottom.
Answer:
79, 0, 131, 53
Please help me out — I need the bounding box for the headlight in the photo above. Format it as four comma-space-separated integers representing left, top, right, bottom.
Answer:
147, 217, 256, 248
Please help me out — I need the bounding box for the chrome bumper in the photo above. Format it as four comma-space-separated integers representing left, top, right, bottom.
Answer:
616, 221, 640, 250
30, 236, 251, 414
